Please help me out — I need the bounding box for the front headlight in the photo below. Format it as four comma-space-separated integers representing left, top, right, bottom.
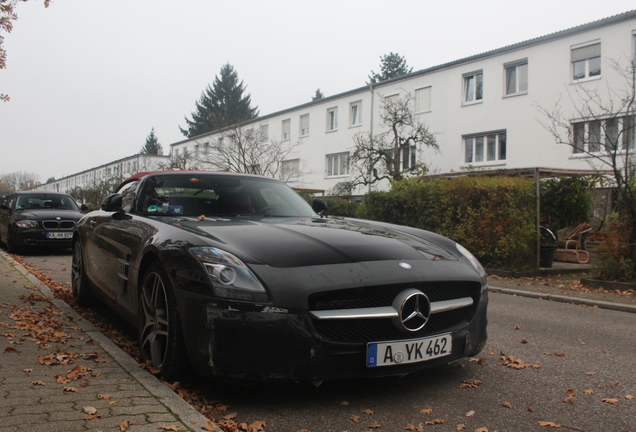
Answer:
16, 220, 39, 229
455, 243, 488, 289
190, 246, 268, 302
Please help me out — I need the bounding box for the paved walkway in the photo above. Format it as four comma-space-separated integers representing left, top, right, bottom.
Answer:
0, 251, 218, 432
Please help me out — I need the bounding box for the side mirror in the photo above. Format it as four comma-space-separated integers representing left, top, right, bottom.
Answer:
101, 193, 124, 212
312, 198, 328, 217
80, 203, 90, 212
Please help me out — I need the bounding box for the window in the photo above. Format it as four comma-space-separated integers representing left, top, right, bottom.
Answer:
300, 114, 309, 136
399, 146, 417, 170
282, 119, 291, 140
571, 42, 601, 80
350, 101, 362, 126
504, 60, 528, 96
572, 116, 635, 154
415, 86, 431, 113
463, 71, 483, 103
259, 124, 269, 143
327, 108, 338, 132
464, 131, 507, 164
281, 159, 300, 180
326, 152, 349, 177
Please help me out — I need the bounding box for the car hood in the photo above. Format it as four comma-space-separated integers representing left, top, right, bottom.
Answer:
171, 216, 459, 268
14, 209, 84, 220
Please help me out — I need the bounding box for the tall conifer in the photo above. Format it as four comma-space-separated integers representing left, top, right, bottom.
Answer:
180, 63, 259, 138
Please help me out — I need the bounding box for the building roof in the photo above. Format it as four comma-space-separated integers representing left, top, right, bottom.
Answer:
171, 9, 636, 147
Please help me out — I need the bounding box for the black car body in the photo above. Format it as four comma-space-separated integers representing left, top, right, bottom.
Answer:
0, 191, 86, 253
72, 171, 488, 381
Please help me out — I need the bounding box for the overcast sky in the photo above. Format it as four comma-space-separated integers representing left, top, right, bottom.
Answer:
1, 0, 635, 183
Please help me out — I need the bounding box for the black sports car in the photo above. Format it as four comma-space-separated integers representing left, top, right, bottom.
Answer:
72, 171, 488, 381
0, 191, 87, 253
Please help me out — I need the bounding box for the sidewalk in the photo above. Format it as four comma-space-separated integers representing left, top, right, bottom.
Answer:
0, 251, 217, 432
488, 265, 636, 314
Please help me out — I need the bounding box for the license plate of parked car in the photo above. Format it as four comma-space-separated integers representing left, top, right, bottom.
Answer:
367, 333, 452, 367
46, 232, 72, 239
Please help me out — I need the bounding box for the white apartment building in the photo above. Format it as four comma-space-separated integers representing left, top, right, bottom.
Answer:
171, 10, 636, 195
36, 154, 169, 193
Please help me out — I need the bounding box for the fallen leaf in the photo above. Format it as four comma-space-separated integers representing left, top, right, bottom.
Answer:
584, 389, 594, 394
602, 349, 613, 354
602, 398, 619, 405
555, 353, 566, 357
502, 402, 513, 408
538, 420, 562, 427
475, 428, 490, 432
30, 381, 45, 386
159, 426, 181, 431
84, 414, 102, 420
361, 409, 375, 415
528, 406, 535, 412
98, 393, 111, 399
63, 387, 77, 392
586, 371, 596, 375
456, 425, 466, 431
350, 415, 360, 423
420, 408, 433, 415
203, 421, 216, 431
459, 379, 482, 388
425, 419, 444, 425
563, 396, 575, 405
520, 339, 528, 344
83, 407, 97, 415
405, 424, 424, 432
223, 413, 238, 420
119, 420, 130, 431
340, 401, 350, 406
466, 410, 475, 417
514, 325, 520, 330
23, 368, 33, 372
626, 395, 634, 400
369, 420, 382, 428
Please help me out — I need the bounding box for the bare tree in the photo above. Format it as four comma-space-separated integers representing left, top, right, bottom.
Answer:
537, 59, 636, 260
193, 126, 304, 182
349, 92, 438, 187
0, 171, 40, 191
159, 148, 201, 171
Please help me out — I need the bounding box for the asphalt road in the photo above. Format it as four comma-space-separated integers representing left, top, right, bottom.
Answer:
20, 251, 636, 432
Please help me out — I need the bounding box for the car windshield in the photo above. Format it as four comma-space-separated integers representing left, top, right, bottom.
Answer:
136, 174, 318, 217
15, 194, 80, 211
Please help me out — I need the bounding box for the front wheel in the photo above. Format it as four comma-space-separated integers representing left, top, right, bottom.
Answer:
71, 241, 96, 306
6, 228, 18, 254
138, 261, 189, 380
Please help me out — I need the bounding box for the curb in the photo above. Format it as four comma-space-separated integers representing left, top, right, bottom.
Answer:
489, 286, 636, 314
0, 250, 219, 432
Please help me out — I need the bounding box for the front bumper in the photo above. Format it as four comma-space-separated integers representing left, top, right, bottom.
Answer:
191, 294, 488, 381
14, 229, 74, 248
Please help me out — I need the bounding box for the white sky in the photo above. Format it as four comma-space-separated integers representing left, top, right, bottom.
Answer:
1, 0, 635, 183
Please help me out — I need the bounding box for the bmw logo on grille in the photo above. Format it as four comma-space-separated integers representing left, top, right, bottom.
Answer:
391, 288, 431, 332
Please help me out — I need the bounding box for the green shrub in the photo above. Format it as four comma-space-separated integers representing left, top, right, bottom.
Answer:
361, 176, 537, 271
540, 176, 594, 232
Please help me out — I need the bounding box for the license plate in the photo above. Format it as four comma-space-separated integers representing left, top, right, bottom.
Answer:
46, 232, 72, 239
367, 333, 452, 367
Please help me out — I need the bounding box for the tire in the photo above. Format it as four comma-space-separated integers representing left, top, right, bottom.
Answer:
6, 228, 18, 254
71, 241, 96, 306
138, 261, 189, 380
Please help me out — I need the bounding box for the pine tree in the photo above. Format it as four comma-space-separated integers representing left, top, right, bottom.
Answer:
312, 88, 324, 101
180, 63, 259, 138
367, 52, 413, 84
140, 127, 162, 155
